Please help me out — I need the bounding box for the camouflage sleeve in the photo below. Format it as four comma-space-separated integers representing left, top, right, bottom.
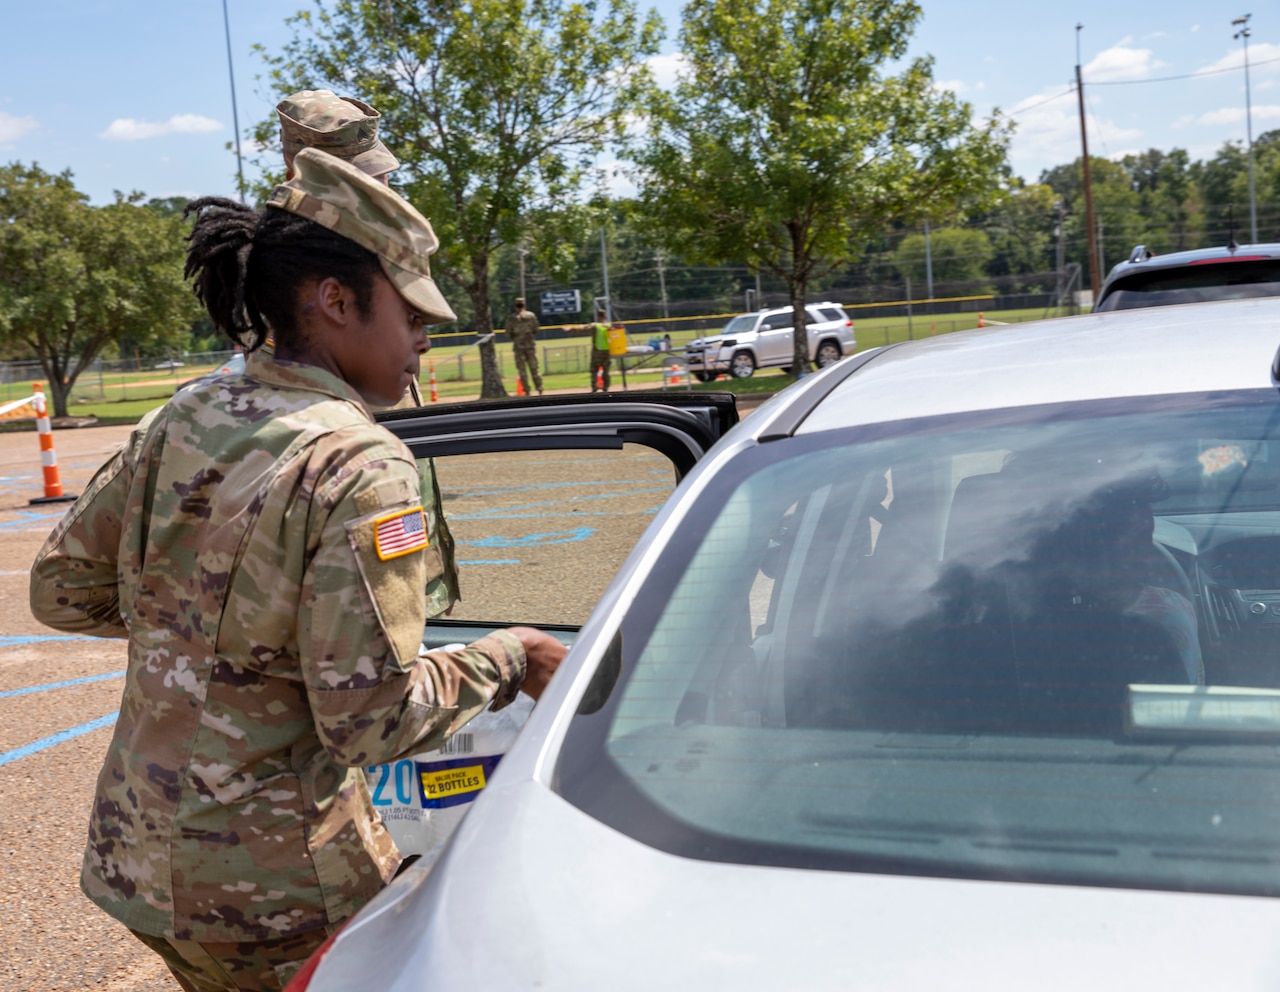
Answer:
28, 413, 161, 637
299, 432, 526, 768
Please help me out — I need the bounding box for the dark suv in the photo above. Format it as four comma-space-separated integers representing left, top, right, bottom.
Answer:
1095, 243, 1280, 311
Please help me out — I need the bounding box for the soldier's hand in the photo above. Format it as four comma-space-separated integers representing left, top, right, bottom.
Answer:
507, 626, 568, 701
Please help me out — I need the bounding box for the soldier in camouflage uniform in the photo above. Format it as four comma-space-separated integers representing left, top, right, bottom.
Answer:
277, 88, 459, 616
29, 148, 566, 992
504, 297, 543, 395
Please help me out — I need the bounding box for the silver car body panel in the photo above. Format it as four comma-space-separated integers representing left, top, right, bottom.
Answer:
316, 778, 1280, 991
798, 298, 1280, 435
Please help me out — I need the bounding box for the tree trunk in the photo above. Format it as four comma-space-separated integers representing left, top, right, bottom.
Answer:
39, 353, 72, 419
467, 252, 507, 400
789, 280, 811, 379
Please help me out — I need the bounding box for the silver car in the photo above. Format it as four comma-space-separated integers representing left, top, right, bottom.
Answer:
292, 299, 1280, 991
684, 302, 855, 379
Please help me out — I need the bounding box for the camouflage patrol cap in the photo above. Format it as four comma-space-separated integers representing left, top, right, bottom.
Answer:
277, 89, 400, 179
266, 147, 456, 323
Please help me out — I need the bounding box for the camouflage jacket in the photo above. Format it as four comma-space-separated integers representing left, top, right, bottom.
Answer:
503, 309, 539, 346
29, 355, 526, 942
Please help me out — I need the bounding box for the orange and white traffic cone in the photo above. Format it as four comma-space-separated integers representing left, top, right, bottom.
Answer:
978, 312, 985, 328
29, 384, 76, 505
429, 361, 438, 403
595, 366, 604, 392
669, 364, 683, 386
515, 377, 526, 397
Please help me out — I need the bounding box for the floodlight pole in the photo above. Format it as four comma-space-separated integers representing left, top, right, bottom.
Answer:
1076, 24, 1101, 299
1234, 14, 1258, 243
222, 0, 246, 204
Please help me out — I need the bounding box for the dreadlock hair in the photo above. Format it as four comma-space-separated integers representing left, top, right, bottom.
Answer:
183, 197, 382, 353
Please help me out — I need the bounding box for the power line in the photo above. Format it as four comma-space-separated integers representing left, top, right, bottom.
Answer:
1089, 54, 1280, 86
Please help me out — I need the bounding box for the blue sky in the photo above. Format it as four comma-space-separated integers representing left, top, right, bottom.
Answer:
2, 1, 1274, 205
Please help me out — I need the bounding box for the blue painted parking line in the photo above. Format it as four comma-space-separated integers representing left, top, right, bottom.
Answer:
0, 671, 125, 699
464, 527, 594, 549
459, 559, 521, 565
0, 713, 116, 768
0, 511, 75, 534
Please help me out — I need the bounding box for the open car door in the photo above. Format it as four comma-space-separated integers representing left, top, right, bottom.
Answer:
368, 391, 737, 857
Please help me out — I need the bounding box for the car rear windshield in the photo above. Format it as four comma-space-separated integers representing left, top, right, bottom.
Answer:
557, 389, 1280, 897
1096, 259, 1280, 311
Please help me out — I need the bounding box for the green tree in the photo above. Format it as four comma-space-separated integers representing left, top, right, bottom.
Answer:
894, 227, 993, 290
254, 0, 663, 397
0, 163, 197, 417
628, 0, 1009, 375
973, 180, 1058, 287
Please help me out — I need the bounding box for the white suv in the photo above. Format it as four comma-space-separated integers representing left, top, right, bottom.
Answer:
684, 303, 855, 379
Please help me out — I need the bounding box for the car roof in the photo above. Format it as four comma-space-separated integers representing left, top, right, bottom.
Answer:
788, 296, 1280, 436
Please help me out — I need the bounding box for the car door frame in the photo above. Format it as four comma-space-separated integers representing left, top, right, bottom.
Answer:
375, 391, 739, 647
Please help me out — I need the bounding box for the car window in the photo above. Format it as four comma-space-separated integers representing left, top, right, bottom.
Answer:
720, 314, 757, 336
1097, 260, 1280, 311
422, 444, 674, 627
557, 389, 1280, 898
813, 306, 846, 322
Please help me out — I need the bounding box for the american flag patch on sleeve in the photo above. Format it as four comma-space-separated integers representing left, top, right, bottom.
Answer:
373, 506, 429, 561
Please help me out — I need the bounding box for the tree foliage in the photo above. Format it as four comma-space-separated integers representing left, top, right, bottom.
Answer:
253, 0, 663, 397
628, 0, 1010, 374
0, 163, 198, 417
894, 227, 994, 291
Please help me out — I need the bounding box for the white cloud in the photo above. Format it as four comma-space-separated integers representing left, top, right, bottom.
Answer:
1191, 25, 1200, 33
1082, 41, 1167, 82
934, 79, 967, 94
1193, 104, 1280, 127
1005, 85, 1142, 180
98, 113, 223, 141
0, 111, 38, 144
646, 52, 688, 91
1197, 43, 1280, 75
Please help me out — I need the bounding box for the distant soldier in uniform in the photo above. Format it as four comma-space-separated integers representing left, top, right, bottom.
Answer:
277, 88, 459, 615
504, 296, 543, 395
30, 149, 567, 992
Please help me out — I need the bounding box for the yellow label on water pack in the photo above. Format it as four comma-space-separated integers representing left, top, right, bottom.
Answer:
419, 764, 487, 800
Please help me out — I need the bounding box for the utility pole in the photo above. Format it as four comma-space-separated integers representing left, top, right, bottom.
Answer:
924, 218, 934, 301
599, 227, 612, 321
1076, 24, 1101, 300
655, 253, 670, 320
517, 247, 529, 301
1234, 14, 1258, 242
1097, 217, 1106, 282
221, 0, 245, 203
1055, 201, 1066, 308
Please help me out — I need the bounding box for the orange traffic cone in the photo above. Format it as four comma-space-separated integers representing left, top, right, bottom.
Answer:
515, 377, 526, 397
595, 366, 605, 392
669, 364, 683, 386
978, 312, 985, 328
29, 384, 76, 505
429, 361, 438, 402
